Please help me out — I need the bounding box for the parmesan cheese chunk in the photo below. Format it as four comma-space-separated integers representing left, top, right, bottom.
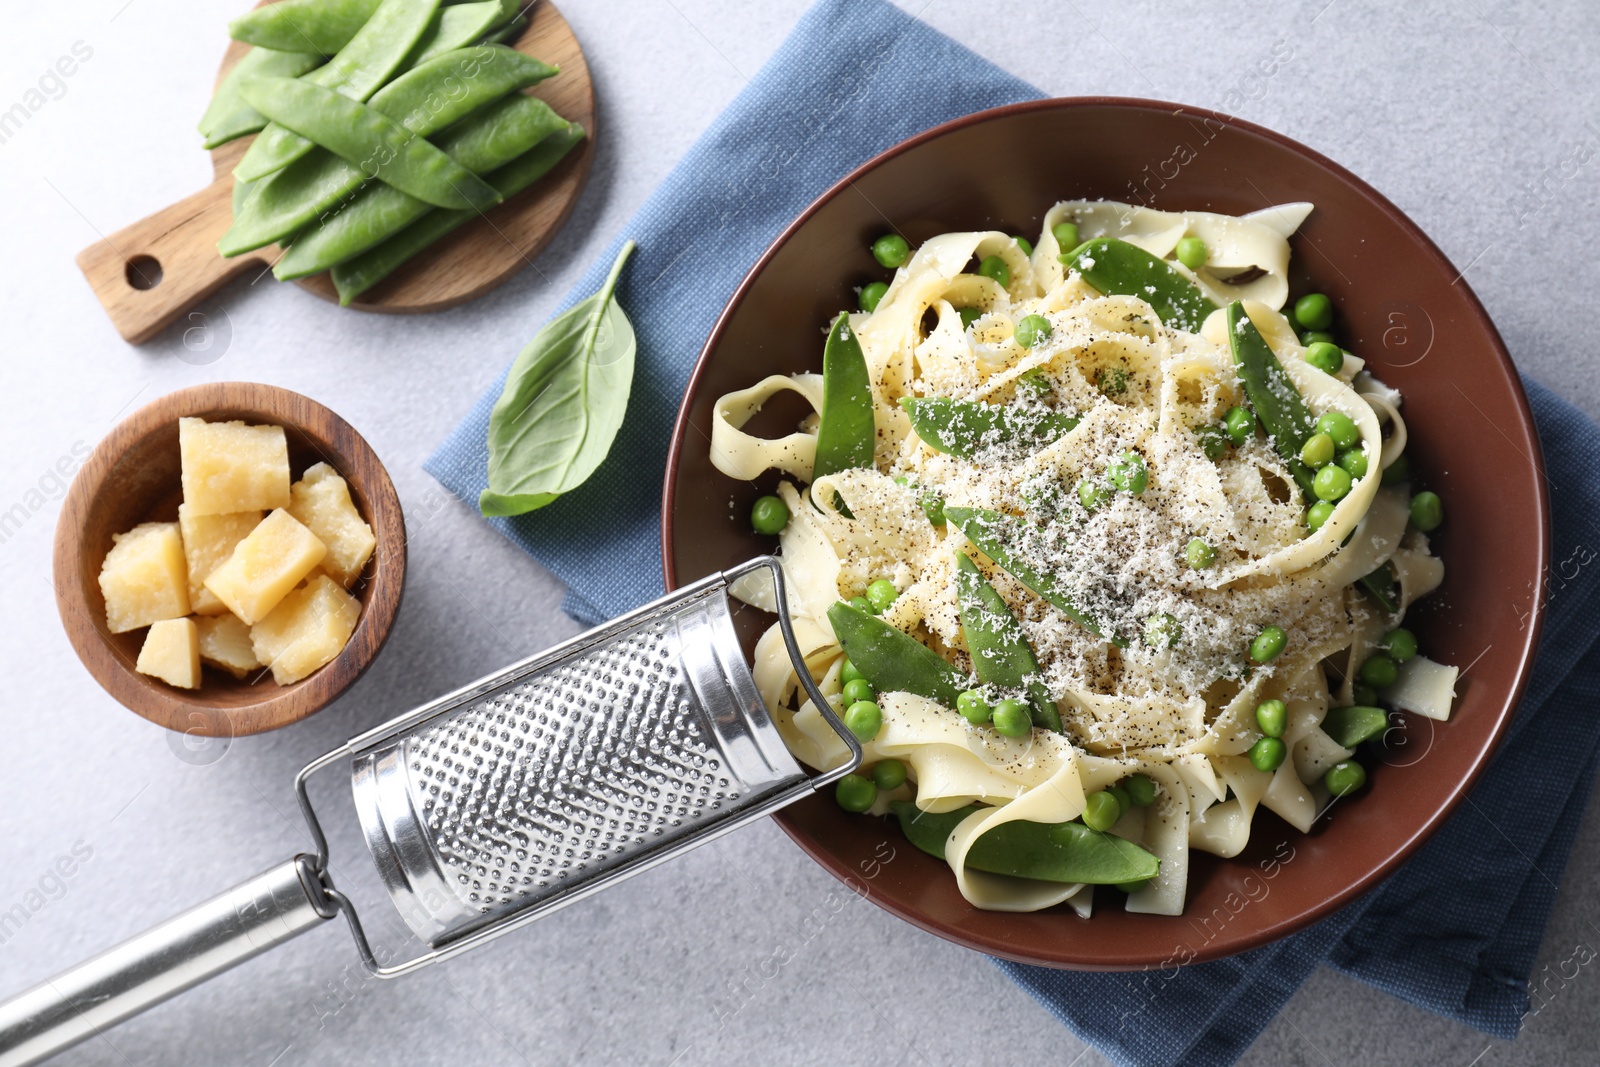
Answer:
287, 463, 375, 588
250, 574, 360, 685
99, 521, 191, 633
178, 417, 291, 516
203, 509, 326, 624
136, 618, 200, 689
178, 505, 263, 615
195, 613, 260, 679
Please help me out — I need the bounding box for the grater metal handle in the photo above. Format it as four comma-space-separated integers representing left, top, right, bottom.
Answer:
0, 857, 335, 1067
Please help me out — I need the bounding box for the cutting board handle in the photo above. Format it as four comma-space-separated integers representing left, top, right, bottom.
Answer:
75, 177, 266, 345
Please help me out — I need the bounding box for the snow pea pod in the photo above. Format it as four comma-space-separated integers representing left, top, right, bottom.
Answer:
228, 0, 382, 55
899, 397, 1077, 460
240, 75, 498, 210
1226, 301, 1316, 493
235, 0, 441, 183
1322, 705, 1389, 748
481, 13, 528, 44
812, 314, 876, 481
275, 95, 566, 279
943, 506, 1119, 644
954, 552, 1062, 732
891, 802, 1160, 885
331, 123, 584, 303
198, 47, 322, 149
408, 0, 510, 65
221, 47, 553, 254
826, 601, 968, 709
1063, 237, 1218, 333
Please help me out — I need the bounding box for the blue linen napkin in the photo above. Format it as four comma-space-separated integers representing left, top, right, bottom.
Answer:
427, 1, 1600, 1062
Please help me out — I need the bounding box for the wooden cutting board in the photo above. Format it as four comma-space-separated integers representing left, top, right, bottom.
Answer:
76, 0, 595, 344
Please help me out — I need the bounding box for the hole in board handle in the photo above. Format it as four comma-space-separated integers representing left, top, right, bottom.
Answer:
126, 255, 163, 290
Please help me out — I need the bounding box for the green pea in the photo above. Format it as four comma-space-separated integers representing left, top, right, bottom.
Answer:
1223, 405, 1255, 446
1143, 613, 1181, 649
835, 773, 878, 812
1013, 235, 1033, 256
977, 255, 1010, 287
1360, 654, 1399, 689
845, 699, 883, 741
841, 678, 876, 705
840, 658, 865, 685
1352, 682, 1378, 706
1052, 221, 1079, 249
865, 579, 899, 612
1108, 784, 1132, 811
1097, 366, 1129, 397
1124, 774, 1157, 806
872, 759, 907, 791
1108, 451, 1148, 495
1248, 736, 1287, 773
1304, 341, 1345, 376
1381, 452, 1412, 486
1300, 329, 1336, 346
1315, 411, 1360, 449
1293, 293, 1334, 331
750, 494, 789, 535
1250, 625, 1288, 664
859, 281, 888, 312
956, 689, 993, 725
1337, 448, 1369, 480
1014, 313, 1053, 348
1300, 432, 1336, 469
1115, 878, 1152, 894
1381, 627, 1419, 662
992, 698, 1032, 737
1175, 236, 1207, 269
1324, 760, 1367, 797
921, 492, 946, 527
1255, 698, 1287, 738
1077, 479, 1111, 512
1185, 537, 1216, 570
872, 233, 909, 269
1410, 491, 1443, 532
1313, 464, 1353, 502
848, 595, 874, 613
1082, 790, 1122, 831
1196, 424, 1230, 460
1306, 500, 1336, 532
958, 307, 982, 329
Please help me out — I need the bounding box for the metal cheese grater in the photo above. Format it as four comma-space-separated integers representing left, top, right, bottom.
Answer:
0, 557, 859, 1067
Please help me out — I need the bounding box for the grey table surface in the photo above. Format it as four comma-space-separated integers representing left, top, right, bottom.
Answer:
2, 1, 1598, 1064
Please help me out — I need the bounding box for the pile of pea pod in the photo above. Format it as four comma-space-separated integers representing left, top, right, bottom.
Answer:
199, 0, 585, 303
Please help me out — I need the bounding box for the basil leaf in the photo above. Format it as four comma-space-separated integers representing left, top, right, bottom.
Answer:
480, 241, 637, 516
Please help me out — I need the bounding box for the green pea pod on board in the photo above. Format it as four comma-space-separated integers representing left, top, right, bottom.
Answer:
1322, 705, 1389, 748
812, 314, 876, 481
198, 47, 323, 150
826, 601, 968, 709
899, 397, 1078, 460
943, 506, 1120, 645
275, 96, 568, 279
239, 75, 500, 210
1062, 237, 1219, 333
481, 13, 528, 44
228, 0, 382, 55
331, 123, 585, 303
891, 802, 1160, 885
221, 46, 557, 256
407, 0, 511, 65
479, 241, 637, 516
1226, 301, 1317, 494
953, 553, 1062, 732
234, 0, 441, 183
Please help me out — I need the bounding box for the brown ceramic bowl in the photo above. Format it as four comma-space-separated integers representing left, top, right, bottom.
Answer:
662, 98, 1548, 969
55, 382, 406, 738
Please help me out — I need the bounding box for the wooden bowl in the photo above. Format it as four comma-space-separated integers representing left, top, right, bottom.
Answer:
54, 382, 406, 737
662, 98, 1549, 968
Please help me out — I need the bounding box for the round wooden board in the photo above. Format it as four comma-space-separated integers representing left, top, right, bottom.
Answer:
210, 0, 595, 313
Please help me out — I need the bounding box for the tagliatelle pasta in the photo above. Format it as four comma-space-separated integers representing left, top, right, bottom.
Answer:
711, 199, 1457, 917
